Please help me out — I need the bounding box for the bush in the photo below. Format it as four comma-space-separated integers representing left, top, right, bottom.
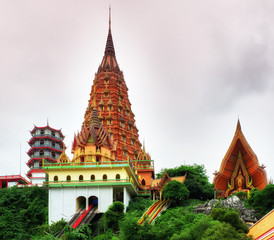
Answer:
210, 208, 249, 233
232, 191, 248, 201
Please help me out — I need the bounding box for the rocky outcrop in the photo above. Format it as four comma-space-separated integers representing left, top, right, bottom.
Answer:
194, 196, 257, 223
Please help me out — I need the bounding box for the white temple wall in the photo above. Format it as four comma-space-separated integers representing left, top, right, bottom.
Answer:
48, 186, 118, 223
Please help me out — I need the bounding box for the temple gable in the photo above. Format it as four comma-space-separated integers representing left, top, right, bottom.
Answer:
213, 120, 267, 197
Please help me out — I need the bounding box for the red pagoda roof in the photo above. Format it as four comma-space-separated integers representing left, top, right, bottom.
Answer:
30, 125, 65, 138
0, 175, 30, 184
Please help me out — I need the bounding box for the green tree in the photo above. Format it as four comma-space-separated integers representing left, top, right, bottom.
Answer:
162, 180, 189, 205
126, 197, 153, 216
119, 212, 155, 240
210, 208, 249, 233
246, 184, 274, 217
0, 186, 48, 239
61, 225, 92, 240
202, 222, 252, 240
157, 164, 214, 200
104, 201, 125, 233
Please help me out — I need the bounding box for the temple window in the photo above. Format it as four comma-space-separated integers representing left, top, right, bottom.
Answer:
108, 106, 112, 111
79, 175, 83, 181
131, 140, 135, 145
54, 176, 58, 182
51, 131, 55, 137
41, 130, 45, 135
52, 142, 55, 147
125, 111, 129, 116
105, 93, 108, 97
128, 126, 132, 131
118, 108, 121, 113
108, 120, 112, 125
116, 174, 120, 181
80, 156, 84, 162
39, 150, 44, 156
103, 174, 107, 181
66, 175, 71, 181
40, 140, 44, 145
123, 151, 127, 156
105, 79, 108, 84
34, 162, 39, 168
52, 152, 56, 158
110, 134, 113, 140
141, 179, 146, 185
100, 106, 103, 111
91, 175, 95, 181
120, 122, 124, 127
122, 136, 126, 142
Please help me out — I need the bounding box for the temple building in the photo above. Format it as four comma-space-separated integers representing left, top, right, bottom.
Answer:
44, 10, 154, 223
0, 175, 29, 188
27, 125, 65, 186
80, 11, 154, 188
213, 120, 267, 198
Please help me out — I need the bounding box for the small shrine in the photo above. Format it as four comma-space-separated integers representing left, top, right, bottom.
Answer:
213, 120, 267, 198
150, 172, 187, 200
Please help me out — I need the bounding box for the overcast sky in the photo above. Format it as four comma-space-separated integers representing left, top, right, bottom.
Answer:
0, 0, 273, 183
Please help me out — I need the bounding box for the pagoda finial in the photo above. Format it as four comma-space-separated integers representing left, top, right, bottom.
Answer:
236, 118, 241, 131
143, 139, 146, 152
104, 7, 115, 56
109, 6, 111, 31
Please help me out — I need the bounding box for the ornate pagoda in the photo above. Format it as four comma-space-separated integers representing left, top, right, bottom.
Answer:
27, 124, 65, 186
213, 120, 267, 197
76, 9, 154, 188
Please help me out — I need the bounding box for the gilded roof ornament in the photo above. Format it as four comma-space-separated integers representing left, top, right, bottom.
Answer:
107, 98, 113, 106
98, 97, 105, 106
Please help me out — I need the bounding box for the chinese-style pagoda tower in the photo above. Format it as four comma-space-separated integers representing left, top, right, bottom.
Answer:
27, 124, 65, 186
213, 120, 267, 197
77, 9, 154, 187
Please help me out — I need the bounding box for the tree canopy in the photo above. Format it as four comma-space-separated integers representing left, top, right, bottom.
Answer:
0, 186, 48, 239
157, 164, 214, 200
246, 184, 274, 217
162, 180, 189, 205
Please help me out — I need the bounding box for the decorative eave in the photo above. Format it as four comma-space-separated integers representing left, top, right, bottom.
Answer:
30, 125, 65, 138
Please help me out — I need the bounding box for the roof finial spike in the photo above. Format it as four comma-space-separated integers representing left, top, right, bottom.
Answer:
143, 139, 146, 153
109, 5, 111, 31
236, 118, 241, 131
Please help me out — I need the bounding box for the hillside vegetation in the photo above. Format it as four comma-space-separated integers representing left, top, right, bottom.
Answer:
0, 164, 273, 239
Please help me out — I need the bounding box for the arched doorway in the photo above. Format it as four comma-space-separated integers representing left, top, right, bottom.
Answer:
88, 196, 98, 207
76, 196, 86, 211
